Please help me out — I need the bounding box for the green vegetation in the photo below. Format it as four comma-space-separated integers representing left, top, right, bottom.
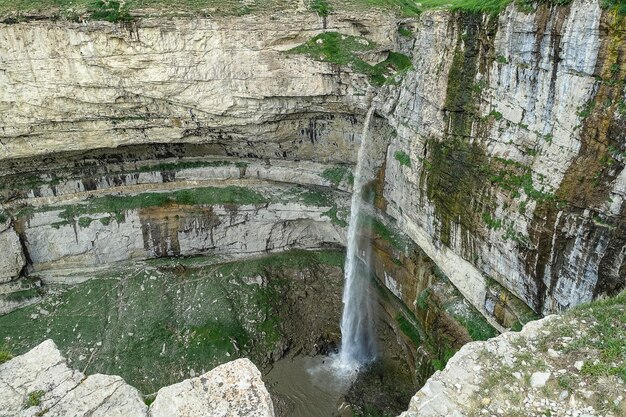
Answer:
495, 54, 508, 64
0, 211, 6, 223
321, 165, 353, 186
394, 150, 411, 167
601, 0, 626, 15
3, 288, 41, 303
0, 346, 12, 364
562, 290, 626, 382
288, 32, 412, 86
424, 137, 489, 245
0, 250, 344, 393
26, 390, 45, 408
310, 0, 331, 16
482, 212, 503, 230
287, 186, 349, 226
417, 0, 509, 13
396, 313, 421, 346
397, 26, 413, 37
1, 0, 622, 19
139, 160, 233, 173
89, 0, 132, 22
77, 217, 93, 228
361, 214, 410, 252
15, 186, 267, 222
489, 158, 557, 204
488, 109, 503, 121
453, 311, 497, 341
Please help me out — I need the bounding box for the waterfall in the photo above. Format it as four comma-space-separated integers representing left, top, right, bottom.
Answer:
338, 106, 377, 369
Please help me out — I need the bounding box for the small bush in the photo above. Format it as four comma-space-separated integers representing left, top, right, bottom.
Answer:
396, 313, 421, 346
398, 27, 413, 37
89, 0, 133, 22
489, 109, 503, 121
0, 346, 12, 364
321, 166, 350, 186
310, 0, 331, 16
26, 390, 45, 408
78, 217, 93, 228
394, 150, 411, 167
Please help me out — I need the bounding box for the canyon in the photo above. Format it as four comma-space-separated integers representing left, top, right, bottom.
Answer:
0, 0, 624, 415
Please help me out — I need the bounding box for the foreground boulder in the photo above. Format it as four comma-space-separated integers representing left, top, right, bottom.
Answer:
149, 358, 275, 417
0, 340, 275, 417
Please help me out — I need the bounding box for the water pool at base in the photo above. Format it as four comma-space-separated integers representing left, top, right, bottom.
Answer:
264, 355, 357, 417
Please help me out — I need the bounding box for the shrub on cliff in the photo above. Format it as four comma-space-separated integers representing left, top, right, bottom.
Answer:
89, 0, 132, 22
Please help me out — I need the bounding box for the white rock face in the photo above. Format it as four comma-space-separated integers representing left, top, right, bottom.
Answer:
0, 340, 274, 417
0, 12, 395, 161
21, 198, 345, 277
530, 371, 551, 388
149, 359, 275, 417
0, 221, 25, 283
0, 339, 146, 417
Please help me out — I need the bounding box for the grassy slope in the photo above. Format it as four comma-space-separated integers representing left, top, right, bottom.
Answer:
0, 250, 344, 394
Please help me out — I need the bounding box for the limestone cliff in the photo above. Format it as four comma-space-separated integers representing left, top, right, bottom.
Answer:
0, 0, 623, 345
377, 0, 625, 328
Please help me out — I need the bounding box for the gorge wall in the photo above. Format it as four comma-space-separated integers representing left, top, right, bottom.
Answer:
0, 0, 624, 383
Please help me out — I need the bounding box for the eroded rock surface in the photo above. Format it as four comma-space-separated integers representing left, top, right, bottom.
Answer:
401, 292, 626, 416
149, 358, 275, 417
0, 339, 146, 417
0, 221, 25, 283
0, 340, 275, 417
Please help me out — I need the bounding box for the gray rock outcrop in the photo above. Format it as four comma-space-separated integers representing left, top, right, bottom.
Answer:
0, 221, 25, 283
0, 340, 275, 417
149, 358, 275, 417
0, 339, 147, 417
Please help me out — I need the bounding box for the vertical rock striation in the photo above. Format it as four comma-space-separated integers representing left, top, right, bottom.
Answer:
379, 0, 625, 323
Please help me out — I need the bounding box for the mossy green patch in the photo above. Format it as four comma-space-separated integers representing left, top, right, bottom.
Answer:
2, 288, 41, 303
451, 310, 497, 341
423, 137, 490, 245
321, 165, 353, 186
370, 216, 409, 252
0, 250, 343, 393
0, 346, 12, 364
394, 150, 411, 167
288, 32, 412, 86
396, 313, 421, 346
417, 0, 510, 13
26, 390, 45, 408
15, 186, 267, 222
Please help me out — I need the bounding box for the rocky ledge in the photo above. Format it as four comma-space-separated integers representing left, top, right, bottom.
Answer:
0, 339, 275, 417
401, 291, 626, 417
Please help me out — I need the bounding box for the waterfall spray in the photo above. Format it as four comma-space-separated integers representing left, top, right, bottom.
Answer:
338, 106, 377, 369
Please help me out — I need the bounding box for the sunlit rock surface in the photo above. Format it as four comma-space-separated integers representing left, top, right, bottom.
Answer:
0, 340, 274, 417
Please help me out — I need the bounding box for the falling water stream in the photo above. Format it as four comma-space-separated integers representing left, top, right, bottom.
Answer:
265, 107, 386, 417
338, 106, 377, 369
